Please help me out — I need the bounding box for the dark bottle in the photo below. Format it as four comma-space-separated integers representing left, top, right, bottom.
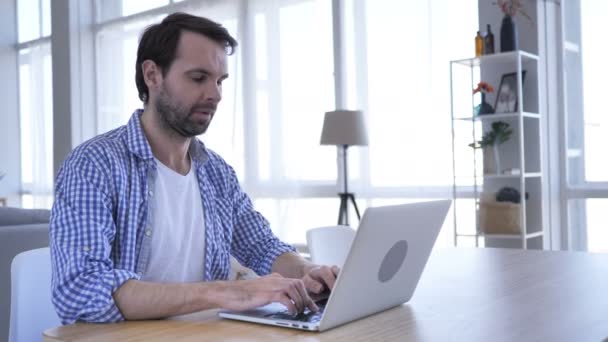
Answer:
484, 24, 495, 54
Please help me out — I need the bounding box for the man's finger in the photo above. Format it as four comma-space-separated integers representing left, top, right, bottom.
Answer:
293, 279, 318, 312
316, 266, 337, 290
275, 293, 297, 315
331, 265, 340, 276
284, 281, 305, 313
303, 277, 324, 294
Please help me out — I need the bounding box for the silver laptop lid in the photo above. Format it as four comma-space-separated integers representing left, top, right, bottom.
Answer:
319, 200, 451, 331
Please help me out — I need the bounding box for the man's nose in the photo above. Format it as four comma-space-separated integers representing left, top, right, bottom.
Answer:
204, 82, 222, 103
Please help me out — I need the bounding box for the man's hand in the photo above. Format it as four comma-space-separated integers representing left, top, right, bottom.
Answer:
215, 273, 319, 314
301, 265, 340, 294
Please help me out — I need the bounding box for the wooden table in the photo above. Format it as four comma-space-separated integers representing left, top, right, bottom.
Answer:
43, 248, 608, 341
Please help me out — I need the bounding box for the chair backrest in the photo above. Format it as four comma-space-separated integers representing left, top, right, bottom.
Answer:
306, 225, 356, 267
0, 223, 50, 341
9, 247, 60, 342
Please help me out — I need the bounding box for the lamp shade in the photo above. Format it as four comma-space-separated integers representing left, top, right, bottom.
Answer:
320, 110, 368, 146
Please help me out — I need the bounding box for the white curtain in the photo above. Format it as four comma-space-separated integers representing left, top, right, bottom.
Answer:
19, 43, 54, 209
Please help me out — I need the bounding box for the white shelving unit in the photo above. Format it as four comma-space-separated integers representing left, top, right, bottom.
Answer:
450, 50, 545, 249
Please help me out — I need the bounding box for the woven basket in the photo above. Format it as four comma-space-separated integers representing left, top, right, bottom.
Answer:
478, 199, 521, 234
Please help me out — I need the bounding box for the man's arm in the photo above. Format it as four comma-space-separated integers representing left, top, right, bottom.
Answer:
113, 273, 318, 319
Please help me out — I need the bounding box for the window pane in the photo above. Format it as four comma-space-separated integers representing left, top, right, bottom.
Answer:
19, 44, 54, 198
252, 0, 336, 183
278, 0, 335, 181
42, 0, 51, 37
566, 1, 608, 184
579, 1, 608, 182
19, 61, 33, 184
568, 199, 608, 253
122, 0, 169, 16
255, 198, 340, 244
18, 0, 41, 42
353, 0, 477, 187
96, 0, 170, 22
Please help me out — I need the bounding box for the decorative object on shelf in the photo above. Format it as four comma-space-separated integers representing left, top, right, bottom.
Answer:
494, 70, 526, 113
475, 31, 484, 57
484, 24, 495, 54
503, 168, 521, 175
496, 186, 529, 203
479, 192, 521, 234
499, 14, 518, 52
495, 0, 533, 52
473, 81, 495, 115
320, 110, 368, 226
468, 121, 513, 174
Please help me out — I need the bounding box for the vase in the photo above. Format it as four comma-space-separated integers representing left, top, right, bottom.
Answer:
483, 146, 501, 175
500, 15, 518, 52
483, 148, 496, 174
478, 93, 494, 115
492, 144, 502, 174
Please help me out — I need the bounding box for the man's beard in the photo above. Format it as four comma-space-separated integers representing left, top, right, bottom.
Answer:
155, 85, 215, 138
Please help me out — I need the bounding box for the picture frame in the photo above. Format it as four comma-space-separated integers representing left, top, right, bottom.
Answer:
494, 71, 526, 113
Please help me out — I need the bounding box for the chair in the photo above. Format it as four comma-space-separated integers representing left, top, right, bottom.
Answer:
9, 247, 60, 342
306, 225, 356, 267
0, 210, 50, 341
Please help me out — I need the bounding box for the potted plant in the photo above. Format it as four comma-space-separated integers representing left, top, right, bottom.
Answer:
469, 121, 513, 174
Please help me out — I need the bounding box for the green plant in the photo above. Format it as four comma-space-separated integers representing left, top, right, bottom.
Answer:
468, 121, 513, 149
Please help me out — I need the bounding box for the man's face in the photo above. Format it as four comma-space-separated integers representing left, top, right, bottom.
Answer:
152, 30, 229, 137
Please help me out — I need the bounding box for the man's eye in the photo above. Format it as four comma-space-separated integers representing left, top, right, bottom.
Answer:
192, 76, 207, 83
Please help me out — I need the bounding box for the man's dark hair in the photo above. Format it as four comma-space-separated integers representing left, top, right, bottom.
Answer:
135, 12, 238, 103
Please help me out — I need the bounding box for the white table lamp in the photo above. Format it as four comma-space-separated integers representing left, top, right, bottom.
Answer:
320, 110, 368, 225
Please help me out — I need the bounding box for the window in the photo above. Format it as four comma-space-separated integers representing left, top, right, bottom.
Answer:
17, 0, 54, 209
93, 0, 477, 244
561, 0, 608, 252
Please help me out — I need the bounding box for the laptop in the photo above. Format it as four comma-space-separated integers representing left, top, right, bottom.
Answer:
218, 200, 451, 332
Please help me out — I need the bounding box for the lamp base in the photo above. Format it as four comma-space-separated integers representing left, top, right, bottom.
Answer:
337, 192, 361, 226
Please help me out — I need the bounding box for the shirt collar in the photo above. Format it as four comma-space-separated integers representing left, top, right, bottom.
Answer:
126, 109, 209, 164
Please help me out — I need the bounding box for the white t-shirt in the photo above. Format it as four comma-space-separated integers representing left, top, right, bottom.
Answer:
142, 158, 206, 283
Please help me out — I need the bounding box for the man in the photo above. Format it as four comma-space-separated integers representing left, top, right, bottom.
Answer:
50, 12, 337, 324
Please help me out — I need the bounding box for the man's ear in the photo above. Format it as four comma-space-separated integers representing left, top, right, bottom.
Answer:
142, 60, 162, 92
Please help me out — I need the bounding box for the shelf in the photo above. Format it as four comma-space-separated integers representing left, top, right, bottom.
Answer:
482, 172, 542, 179
482, 231, 543, 240
451, 50, 539, 67
450, 50, 545, 250
455, 231, 543, 239
453, 112, 540, 121
455, 173, 542, 180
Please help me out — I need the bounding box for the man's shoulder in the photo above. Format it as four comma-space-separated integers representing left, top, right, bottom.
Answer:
65, 126, 130, 168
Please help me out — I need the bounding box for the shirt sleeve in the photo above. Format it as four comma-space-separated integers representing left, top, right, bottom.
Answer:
50, 153, 140, 324
227, 170, 295, 276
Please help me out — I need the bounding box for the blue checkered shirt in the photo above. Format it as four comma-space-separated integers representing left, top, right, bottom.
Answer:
50, 110, 295, 324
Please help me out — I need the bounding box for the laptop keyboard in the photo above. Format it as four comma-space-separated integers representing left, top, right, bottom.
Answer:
265, 307, 324, 323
